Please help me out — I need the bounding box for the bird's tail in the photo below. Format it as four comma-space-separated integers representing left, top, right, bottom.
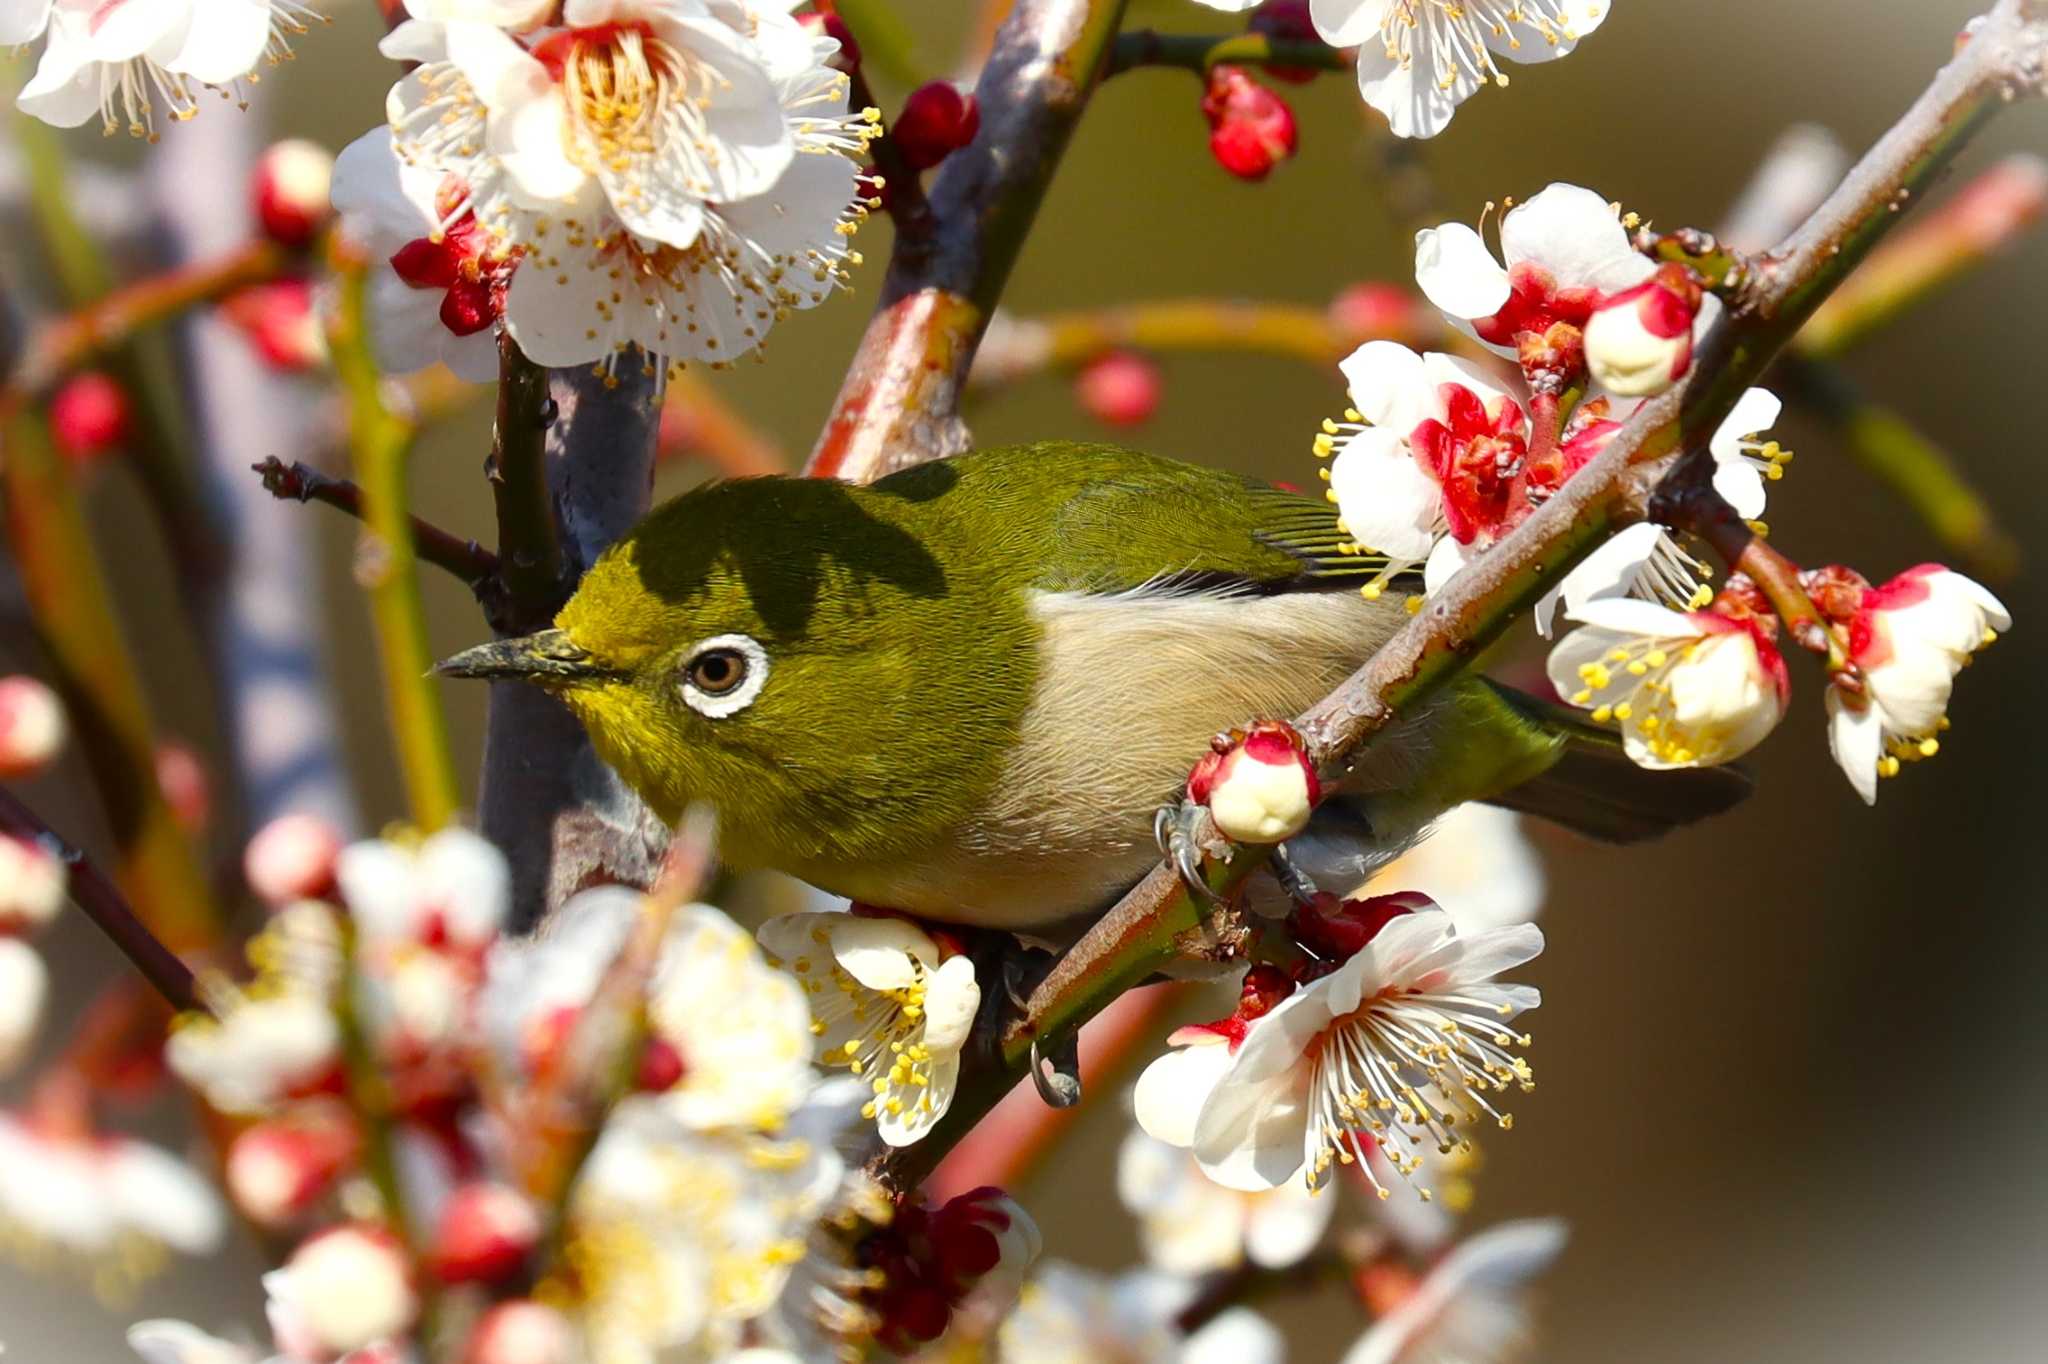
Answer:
1481, 680, 1752, 842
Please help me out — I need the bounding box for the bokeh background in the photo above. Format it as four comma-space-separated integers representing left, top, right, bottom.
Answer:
3, 0, 2045, 1358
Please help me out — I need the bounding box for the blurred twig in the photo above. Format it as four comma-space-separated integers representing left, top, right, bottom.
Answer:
253, 456, 500, 585
1105, 30, 1347, 78
327, 251, 462, 833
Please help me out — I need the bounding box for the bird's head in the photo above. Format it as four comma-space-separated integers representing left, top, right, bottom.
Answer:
437, 472, 1035, 869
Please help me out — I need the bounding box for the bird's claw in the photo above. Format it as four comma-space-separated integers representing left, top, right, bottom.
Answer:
1268, 841, 1322, 908
1029, 1032, 1082, 1108
1155, 798, 1226, 905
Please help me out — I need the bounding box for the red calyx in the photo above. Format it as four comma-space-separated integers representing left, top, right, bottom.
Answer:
1247, 1, 1323, 83
1799, 564, 1876, 627
390, 204, 515, 339
1202, 67, 1297, 182
1075, 350, 1162, 427
1289, 890, 1430, 962
1409, 383, 1529, 545
1473, 261, 1599, 353
49, 371, 131, 465
860, 1187, 1018, 1351
893, 82, 980, 172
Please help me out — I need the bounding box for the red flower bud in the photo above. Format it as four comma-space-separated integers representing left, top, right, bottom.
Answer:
1329, 282, 1424, 342
1202, 67, 1297, 182
1074, 350, 1161, 427
49, 372, 131, 465
1187, 719, 1320, 844
155, 741, 211, 834
244, 813, 343, 908
635, 1035, 686, 1092
432, 1181, 541, 1285
0, 676, 66, 780
253, 139, 336, 249
223, 279, 326, 372
893, 82, 979, 172
225, 1105, 360, 1226
1584, 262, 1702, 397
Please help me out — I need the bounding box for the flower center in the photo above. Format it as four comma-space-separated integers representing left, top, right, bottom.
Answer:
1379, 1, 1584, 92
534, 23, 728, 203
1410, 383, 1529, 544
1473, 261, 1597, 349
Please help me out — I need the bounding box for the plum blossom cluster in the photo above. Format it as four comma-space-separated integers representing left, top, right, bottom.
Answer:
7, 0, 328, 139
330, 0, 882, 377
132, 820, 1039, 1364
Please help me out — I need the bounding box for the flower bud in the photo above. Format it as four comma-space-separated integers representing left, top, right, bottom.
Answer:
0, 937, 48, 1075
464, 1301, 578, 1364
1074, 350, 1161, 427
1187, 720, 1320, 844
1583, 262, 1702, 397
244, 813, 343, 908
432, 1181, 540, 1285
49, 372, 131, 465
253, 139, 336, 249
893, 82, 979, 171
155, 742, 211, 835
0, 836, 66, 931
1202, 67, 1297, 182
225, 1106, 359, 1226
266, 1224, 417, 1358
1247, 0, 1322, 83
223, 279, 327, 372
0, 676, 66, 779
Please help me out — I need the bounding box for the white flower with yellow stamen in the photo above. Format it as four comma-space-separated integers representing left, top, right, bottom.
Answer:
1188, 906, 1540, 1194
758, 913, 980, 1147
1310, 0, 1613, 139
1117, 1126, 1335, 1277
1546, 597, 1789, 770
379, 0, 878, 367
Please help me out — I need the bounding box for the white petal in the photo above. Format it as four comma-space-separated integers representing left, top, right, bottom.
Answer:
1114, 1128, 1183, 1214
333, 840, 419, 941
163, 0, 270, 83
1133, 1040, 1233, 1149
502, 246, 623, 368
1711, 459, 1768, 520
1338, 340, 1427, 427
1545, 521, 1674, 636
1414, 223, 1511, 321
1354, 30, 1474, 140
1243, 1176, 1336, 1269
1500, 182, 1649, 292
1183, 1309, 1285, 1364
1484, 1, 1610, 62
826, 915, 938, 989
1710, 387, 1783, 461
919, 955, 981, 1055
1191, 1065, 1309, 1193
17, 31, 102, 130
0, 0, 52, 46
126, 1321, 259, 1364
1329, 429, 1441, 562
1419, 350, 1517, 415
1423, 534, 1475, 596
1566, 597, 1707, 639
1312, 0, 1389, 46
1826, 691, 1881, 805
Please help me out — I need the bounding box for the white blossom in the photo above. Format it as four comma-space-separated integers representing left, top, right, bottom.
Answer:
1360, 804, 1544, 933
998, 1261, 1283, 1364
1117, 1126, 1335, 1277
758, 912, 980, 1147
1343, 1219, 1568, 1364
0, 1114, 225, 1264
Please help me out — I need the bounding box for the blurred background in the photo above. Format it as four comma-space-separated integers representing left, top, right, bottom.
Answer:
3, 0, 2045, 1358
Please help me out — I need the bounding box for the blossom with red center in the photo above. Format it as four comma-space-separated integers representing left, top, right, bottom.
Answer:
1133, 964, 1296, 1149
243, 813, 343, 909
252, 138, 335, 249
388, 205, 517, 343
1546, 579, 1791, 770
1316, 340, 1534, 596
1583, 261, 1705, 397
0, 675, 66, 780
1201, 66, 1298, 182
1187, 719, 1322, 844
1813, 563, 2011, 803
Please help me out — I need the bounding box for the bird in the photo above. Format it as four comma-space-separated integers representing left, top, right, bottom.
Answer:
438, 441, 1745, 935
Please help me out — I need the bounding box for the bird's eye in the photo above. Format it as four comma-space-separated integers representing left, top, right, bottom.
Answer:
687, 648, 746, 695
679, 634, 769, 718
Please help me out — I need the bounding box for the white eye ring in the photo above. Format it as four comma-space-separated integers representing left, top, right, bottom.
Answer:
680, 633, 770, 718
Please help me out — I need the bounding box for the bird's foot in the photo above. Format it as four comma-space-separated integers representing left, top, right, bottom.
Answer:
970, 939, 1082, 1108
1268, 840, 1324, 909
1154, 798, 1230, 905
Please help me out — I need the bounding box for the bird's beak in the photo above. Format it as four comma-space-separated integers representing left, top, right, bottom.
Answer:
435, 628, 617, 686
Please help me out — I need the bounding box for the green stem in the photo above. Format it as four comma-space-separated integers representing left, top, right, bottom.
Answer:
328, 259, 462, 832
1106, 30, 1349, 78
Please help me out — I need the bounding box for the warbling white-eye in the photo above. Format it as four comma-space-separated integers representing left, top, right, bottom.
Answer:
439, 442, 1743, 931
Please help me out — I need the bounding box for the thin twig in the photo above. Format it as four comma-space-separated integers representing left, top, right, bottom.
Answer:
0, 789, 201, 1015
1106, 30, 1348, 78
865, 0, 2048, 1195
252, 456, 502, 585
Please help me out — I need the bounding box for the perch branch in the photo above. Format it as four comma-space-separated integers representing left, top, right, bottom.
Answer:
805, 0, 1132, 478
862, 0, 2048, 1195
486, 333, 570, 630
252, 456, 501, 586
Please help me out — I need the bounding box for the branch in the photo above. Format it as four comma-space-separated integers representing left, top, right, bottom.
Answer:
0, 788, 202, 1015
1105, 30, 1348, 78
486, 334, 570, 631
866, 0, 2048, 1195
327, 253, 463, 833
253, 456, 502, 586
805, 0, 1131, 478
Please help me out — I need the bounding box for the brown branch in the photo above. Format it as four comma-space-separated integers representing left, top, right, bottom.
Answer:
864, 0, 2048, 1195
487, 334, 570, 632
1105, 30, 1348, 79
805, 0, 1131, 479
252, 456, 501, 586
0, 788, 201, 1015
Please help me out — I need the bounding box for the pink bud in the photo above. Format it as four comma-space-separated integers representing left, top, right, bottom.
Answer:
49, 372, 131, 465
1074, 350, 1161, 427
1186, 719, 1320, 844
226, 1107, 359, 1226
1583, 262, 1702, 397
894, 82, 979, 172
0, 836, 66, 931
223, 279, 327, 372
1202, 67, 1297, 182
464, 1301, 578, 1364
244, 813, 343, 908
269, 1223, 418, 1357
155, 742, 211, 835
431, 1181, 540, 1285
0, 676, 66, 779
1328, 282, 1424, 342
253, 139, 336, 249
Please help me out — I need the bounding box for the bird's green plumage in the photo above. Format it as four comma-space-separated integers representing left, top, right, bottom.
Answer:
515, 440, 1740, 929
